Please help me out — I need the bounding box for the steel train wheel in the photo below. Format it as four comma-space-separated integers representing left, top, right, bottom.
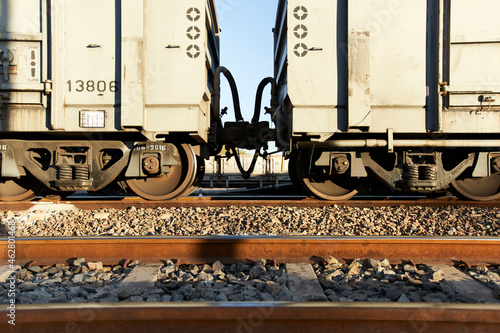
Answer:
0, 175, 45, 202
292, 149, 364, 201
451, 174, 500, 201
125, 143, 197, 201
181, 155, 206, 197
288, 151, 314, 196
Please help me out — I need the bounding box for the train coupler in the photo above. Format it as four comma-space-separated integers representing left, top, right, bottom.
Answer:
218, 121, 276, 151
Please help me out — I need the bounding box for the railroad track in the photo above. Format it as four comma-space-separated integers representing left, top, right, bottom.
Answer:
0, 196, 498, 212
2, 237, 500, 265
1, 237, 499, 332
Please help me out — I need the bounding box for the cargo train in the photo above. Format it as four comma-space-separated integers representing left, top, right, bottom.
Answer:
272, 0, 500, 201
1, 0, 499, 202
0, 0, 221, 201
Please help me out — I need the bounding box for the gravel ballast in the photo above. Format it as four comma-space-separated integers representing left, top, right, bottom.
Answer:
1, 204, 499, 304
1, 205, 499, 237
2, 258, 499, 304
0, 259, 296, 304
315, 257, 500, 303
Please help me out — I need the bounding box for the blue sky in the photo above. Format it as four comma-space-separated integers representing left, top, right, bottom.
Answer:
215, 0, 279, 123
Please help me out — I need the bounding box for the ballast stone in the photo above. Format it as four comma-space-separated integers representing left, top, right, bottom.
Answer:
0, 265, 20, 283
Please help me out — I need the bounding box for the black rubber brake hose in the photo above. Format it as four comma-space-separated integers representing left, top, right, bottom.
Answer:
213, 67, 244, 125
252, 77, 277, 125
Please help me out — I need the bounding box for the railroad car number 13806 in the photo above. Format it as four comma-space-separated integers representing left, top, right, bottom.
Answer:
67, 80, 118, 93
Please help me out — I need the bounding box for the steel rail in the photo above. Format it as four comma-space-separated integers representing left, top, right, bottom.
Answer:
2, 237, 499, 332
1, 237, 499, 266
0, 196, 498, 211
1, 303, 500, 333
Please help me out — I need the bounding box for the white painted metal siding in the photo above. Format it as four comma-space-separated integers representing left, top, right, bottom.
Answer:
143, 0, 210, 135
277, 0, 500, 138
52, 0, 118, 131
1, 0, 220, 140
287, 0, 345, 135
0, 0, 48, 131
443, 0, 500, 132
348, 0, 427, 132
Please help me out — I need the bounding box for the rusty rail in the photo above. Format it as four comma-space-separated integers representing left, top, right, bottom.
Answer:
1, 237, 500, 332
2, 303, 500, 333
2, 236, 499, 266
0, 196, 498, 211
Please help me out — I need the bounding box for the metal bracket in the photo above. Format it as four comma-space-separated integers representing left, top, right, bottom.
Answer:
439, 82, 449, 96
478, 95, 496, 114
361, 152, 400, 191
125, 142, 179, 178
472, 152, 495, 178
0, 143, 22, 178
44, 80, 53, 95
387, 128, 394, 153
316, 151, 368, 178
350, 152, 368, 177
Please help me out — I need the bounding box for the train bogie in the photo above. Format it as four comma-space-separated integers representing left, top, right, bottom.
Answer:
274, 0, 500, 200
0, 0, 220, 200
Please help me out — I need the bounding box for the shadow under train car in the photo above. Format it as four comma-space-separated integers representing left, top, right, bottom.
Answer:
201, 155, 290, 189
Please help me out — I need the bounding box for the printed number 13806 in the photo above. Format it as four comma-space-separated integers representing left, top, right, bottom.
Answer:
67, 80, 118, 93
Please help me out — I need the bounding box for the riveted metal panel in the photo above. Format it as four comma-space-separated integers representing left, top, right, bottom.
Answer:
0, 0, 40, 34
287, 0, 346, 135
143, 0, 210, 136
0, 0, 48, 131
347, 0, 428, 132
1, 0, 219, 140
278, 0, 430, 139
120, 0, 145, 128
53, 0, 118, 132
120, 0, 219, 139
442, 0, 500, 133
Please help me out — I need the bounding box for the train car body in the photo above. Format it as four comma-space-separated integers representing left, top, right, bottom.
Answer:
274, 0, 500, 200
0, 0, 220, 200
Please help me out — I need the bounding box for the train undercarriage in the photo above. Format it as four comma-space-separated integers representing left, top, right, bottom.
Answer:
0, 139, 205, 202
0, 135, 499, 202
287, 141, 500, 202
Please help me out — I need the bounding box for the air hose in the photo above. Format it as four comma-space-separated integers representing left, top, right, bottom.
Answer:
213, 67, 244, 126
252, 77, 277, 124
213, 68, 278, 179
229, 145, 261, 180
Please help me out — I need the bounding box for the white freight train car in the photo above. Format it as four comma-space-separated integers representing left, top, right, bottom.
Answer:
0, 0, 220, 200
274, 0, 500, 200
